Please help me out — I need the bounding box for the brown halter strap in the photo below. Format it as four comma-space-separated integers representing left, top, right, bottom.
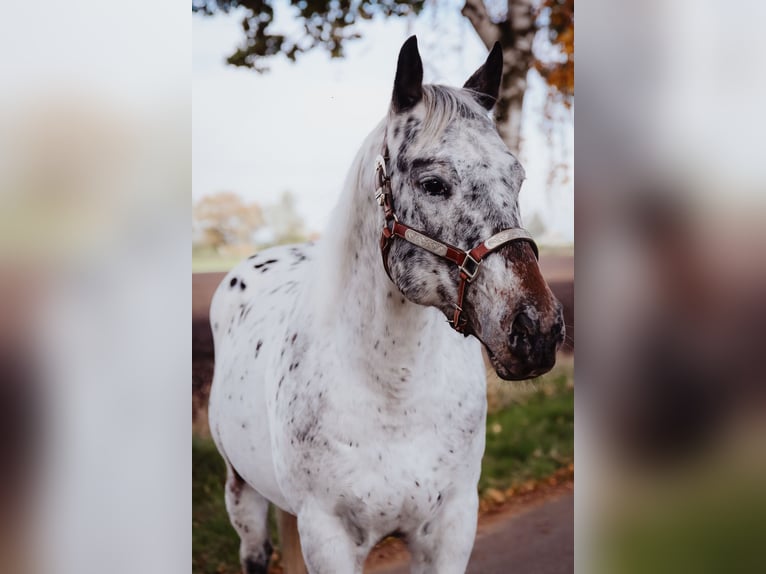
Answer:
374, 151, 539, 334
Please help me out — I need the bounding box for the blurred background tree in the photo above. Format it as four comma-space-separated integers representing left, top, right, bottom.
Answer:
192, 190, 264, 256
263, 190, 307, 245
192, 0, 573, 151
193, 190, 308, 262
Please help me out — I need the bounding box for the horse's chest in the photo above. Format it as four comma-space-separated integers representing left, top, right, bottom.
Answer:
274, 364, 487, 529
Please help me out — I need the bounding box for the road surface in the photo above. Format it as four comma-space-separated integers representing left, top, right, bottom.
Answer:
368, 492, 574, 574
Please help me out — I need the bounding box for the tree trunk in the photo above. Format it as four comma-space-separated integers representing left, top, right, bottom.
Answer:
462, 0, 537, 153
495, 62, 527, 153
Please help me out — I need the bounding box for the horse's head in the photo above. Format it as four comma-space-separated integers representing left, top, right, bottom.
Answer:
380, 37, 565, 380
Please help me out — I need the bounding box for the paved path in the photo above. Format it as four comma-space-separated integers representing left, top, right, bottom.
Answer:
370, 493, 574, 574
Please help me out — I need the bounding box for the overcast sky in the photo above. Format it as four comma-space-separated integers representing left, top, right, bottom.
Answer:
192, 4, 573, 242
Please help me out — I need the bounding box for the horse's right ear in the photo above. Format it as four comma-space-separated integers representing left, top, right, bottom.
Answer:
463, 42, 503, 110
392, 36, 423, 113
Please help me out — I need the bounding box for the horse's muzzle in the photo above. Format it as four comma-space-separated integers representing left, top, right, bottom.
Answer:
490, 302, 566, 380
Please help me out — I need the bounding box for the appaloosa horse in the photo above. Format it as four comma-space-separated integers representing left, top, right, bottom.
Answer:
208, 36, 564, 574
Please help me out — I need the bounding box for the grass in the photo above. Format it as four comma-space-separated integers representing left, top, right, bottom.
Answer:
192, 435, 241, 574
480, 369, 574, 492
599, 476, 766, 574
192, 364, 573, 573
193, 435, 284, 574
192, 255, 246, 274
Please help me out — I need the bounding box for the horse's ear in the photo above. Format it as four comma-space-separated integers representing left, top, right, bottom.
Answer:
392, 36, 423, 113
463, 42, 503, 110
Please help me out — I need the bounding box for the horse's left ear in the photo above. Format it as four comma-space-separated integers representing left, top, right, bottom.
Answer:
463, 42, 503, 110
392, 36, 424, 113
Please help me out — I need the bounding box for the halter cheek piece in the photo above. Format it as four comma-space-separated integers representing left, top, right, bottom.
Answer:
374, 152, 539, 334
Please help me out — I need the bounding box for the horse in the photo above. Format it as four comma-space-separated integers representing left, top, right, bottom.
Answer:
208, 36, 565, 574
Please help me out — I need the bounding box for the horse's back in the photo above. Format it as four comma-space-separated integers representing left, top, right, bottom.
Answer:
208, 243, 315, 512
209, 244, 312, 345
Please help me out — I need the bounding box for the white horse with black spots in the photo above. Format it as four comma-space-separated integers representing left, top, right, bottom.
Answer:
208, 36, 565, 574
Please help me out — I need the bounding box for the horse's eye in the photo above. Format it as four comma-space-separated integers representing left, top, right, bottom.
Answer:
420, 177, 448, 196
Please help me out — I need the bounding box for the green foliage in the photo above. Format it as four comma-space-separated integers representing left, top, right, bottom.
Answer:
192, 0, 426, 71
600, 479, 766, 574
192, 435, 240, 574
193, 436, 280, 574
480, 372, 574, 492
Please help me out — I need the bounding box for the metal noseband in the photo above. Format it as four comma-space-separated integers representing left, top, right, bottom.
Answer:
374, 152, 538, 334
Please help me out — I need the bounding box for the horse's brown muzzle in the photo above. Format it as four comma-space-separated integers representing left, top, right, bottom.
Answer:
490, 300, 565, 380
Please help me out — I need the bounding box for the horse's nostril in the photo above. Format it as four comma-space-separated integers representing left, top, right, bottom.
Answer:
512, 311, 536, 336
509, 311, 537, 353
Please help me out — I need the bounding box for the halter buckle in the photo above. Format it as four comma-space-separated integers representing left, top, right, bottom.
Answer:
375, 187, 386, 206
374, 155, 391, 209
448, 312, 468, 334
460, 254, 480, 282
375, 154, 387, 177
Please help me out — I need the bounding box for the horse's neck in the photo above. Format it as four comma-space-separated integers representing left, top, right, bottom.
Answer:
312, 122, 447, 391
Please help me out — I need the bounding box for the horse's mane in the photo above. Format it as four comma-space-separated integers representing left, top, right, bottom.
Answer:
311, 120, 385, 324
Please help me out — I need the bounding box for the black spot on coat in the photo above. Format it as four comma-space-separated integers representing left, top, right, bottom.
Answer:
253, 259, 278, 270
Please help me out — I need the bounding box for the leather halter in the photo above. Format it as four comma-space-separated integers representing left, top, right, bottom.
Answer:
375, 152, 539, 334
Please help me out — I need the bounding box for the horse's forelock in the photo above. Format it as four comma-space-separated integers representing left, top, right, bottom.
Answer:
403, 85, 492, 150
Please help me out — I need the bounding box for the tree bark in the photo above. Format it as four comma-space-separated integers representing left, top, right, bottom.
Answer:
463, 0, 537, 153
461, 0, 500, 47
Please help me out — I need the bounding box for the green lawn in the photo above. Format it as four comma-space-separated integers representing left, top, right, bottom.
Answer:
192, 255, 246, 274
480, 370, 574, 491
193, 365, 574, 573
599, 475, 765, 574
193, 435, 282, 574
192, 435, 241, 574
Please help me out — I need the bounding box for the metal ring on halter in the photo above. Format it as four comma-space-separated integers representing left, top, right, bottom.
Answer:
459, 254, 481, 282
